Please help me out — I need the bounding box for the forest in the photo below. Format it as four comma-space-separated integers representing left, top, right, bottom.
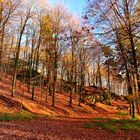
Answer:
0, 0, 140, 139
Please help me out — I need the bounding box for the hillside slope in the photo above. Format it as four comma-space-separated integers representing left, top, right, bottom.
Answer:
0, 75, 129, 119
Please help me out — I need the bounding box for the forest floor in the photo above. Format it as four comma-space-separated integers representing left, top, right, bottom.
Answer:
0, 75, 130, 118
0, 117, 140, 140
0, 75, 139, 139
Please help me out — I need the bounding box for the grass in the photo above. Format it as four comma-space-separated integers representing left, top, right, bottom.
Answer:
96, 121, 117, 133
83, 118, 140, 133
0, 110, 37, 121
1, 111, 140, 133
83, 123, 94, 129
120, 123, 137, 130
117, 111, 128, 116
15, 110, 37, 120
94, 117, 103, 121
117, 119, 140, 131
0, 113, 15, 121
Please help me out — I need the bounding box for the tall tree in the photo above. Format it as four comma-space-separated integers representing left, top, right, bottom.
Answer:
11, 4, 34, 97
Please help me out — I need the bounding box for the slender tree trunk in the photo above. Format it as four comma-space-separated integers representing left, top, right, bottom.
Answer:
0, 26, 4, 69
12, 15, 30, 97
98, 60, 102, 88
107, 62, 111, 100
28, 33, 35, 93
69, 65, 73, 107
31, 33, 41, 100
74, 62, 77, 99
131, 100, 135, 118
60, 66, 64, 94
0, 2, 3, 69
52, 51, 57, 107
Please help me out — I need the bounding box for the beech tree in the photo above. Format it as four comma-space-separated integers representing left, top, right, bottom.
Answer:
86, 0, 140, 117
41, 4, 71, 107
11, 3, 34, 97
0, 0, 21, 72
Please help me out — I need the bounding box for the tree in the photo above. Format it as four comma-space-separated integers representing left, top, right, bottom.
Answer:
11, 3, 34, 97
41, 3, 71, 107
86, 0, 140, 117
0, 0, 21, 70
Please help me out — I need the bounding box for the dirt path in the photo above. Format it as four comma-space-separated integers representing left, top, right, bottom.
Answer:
0, 118, 140, 140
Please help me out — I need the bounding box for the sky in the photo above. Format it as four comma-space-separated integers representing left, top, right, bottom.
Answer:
49, 0, 86, 16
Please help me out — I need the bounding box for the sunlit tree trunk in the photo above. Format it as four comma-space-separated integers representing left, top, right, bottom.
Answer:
32, 33, 41, 100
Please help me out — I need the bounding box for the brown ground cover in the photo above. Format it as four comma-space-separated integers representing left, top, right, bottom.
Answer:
0, 75, 139, 140
0, 75, 129, 118
0, 117, 140, 140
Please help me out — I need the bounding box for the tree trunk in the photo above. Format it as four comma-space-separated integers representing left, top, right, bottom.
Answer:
52, 45, 57, 107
